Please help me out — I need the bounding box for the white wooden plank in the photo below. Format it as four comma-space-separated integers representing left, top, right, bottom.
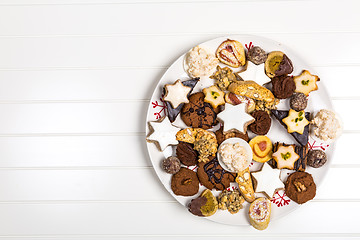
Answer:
0, 33, 359, 69
0, 131, 352, 168
0, 66, 356, 102
0, 237, 356, 240
0, 201, 357, 235
0, 168, 353, 201
0, 1, 357, 35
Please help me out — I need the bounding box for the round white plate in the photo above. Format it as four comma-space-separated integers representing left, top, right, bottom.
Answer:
145, 35, 334, 226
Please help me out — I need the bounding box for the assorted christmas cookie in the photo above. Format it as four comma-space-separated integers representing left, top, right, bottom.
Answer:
162, 156, 181, 174
210, 66, 242, 91
146, 116, 181, 151
307, 149, 327, 168
311, 109, 342, 142
271, 142, 308, 171
249, 135, 273, 163
218, 139, 252, 172
271, 75, 295, 99
218, 189, 245, 214
272, 144, 299, 170
176, 142, 198, 166
235, 167, 256, 203
264, 51, 293, 78
188, 189, 218, 217
197, 157, 237, 191
171, 167, 199, 196
217, 103, 255, 134
203, 85, 225, 109
164, 78, 199, 122
294, 70, 319, 96
181, 92, 219, 130
248, 110, 271, 135
215, 125, 249, 145
271, 109, 311, 146
246, 45, 267, 65
238, 61, 270, 86
164, 79, 192, 109
285, 171, 316, 204
290, 92, 307, 111
251, 163, 284, 199
224, 92, 256, 113
184, 46, 219, 78
216, 39, 246, 67
248, 197, 271, 230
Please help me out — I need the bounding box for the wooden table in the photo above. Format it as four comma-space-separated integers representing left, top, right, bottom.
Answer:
0, 0, 359, 239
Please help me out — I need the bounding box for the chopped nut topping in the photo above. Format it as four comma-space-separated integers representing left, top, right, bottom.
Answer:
294, 181, 306, 192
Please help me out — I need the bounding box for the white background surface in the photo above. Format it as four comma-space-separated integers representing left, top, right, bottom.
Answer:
0, 0, 359, 239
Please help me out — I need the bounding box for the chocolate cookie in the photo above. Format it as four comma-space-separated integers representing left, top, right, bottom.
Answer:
171, 167, 199, 196
290, 92, 307, 111
271, 75, 295, 99
248, 110, 271, 135
181, 92, 218, 130
197, 157, 237, 191
307, 149, 327, 168
176, 141, 198, 166
247, 46, 267, 65
285, 171, 316, 204
162, 156, 181, 174
215, 125, 249, 144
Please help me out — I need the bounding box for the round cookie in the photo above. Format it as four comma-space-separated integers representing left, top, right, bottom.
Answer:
248, 110, 271, 135
290, 92, 308, 111
271, 75, 295, 99
162, 156, 181, 174
285, 171, 316, 204
197, 157, 237, 191
176, 141, 198, 166
171, 167, 199, 196
307, 149, 327, 168
181, 92, 218, 130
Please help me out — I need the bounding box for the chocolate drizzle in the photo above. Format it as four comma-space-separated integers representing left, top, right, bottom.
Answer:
203, 158, 236, 190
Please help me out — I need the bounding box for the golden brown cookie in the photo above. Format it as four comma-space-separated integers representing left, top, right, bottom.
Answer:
249, 197, 271, 230
216, 39, 246, 67
236, 167, 255, 202
294, 70, 319, 96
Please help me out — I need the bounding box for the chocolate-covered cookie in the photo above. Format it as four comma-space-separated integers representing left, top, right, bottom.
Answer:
176, 142, 198, 166
285, 171, 316, 204
248, 110, 271, 135
307, 149, 327, 168
171, 167, 199, 196
181, 92, 218, 130
271, 75, 295, 99
197, 157, 237, 191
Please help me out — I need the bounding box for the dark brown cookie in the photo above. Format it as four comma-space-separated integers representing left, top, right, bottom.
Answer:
181, 92, 218, 130
285, 171, 316, 204
248, 110, 271, 135
271, 75, 295, 99
290, 92, 307, 111
176, 142, 198, 166
197, 157, 237, 191
162, 156, 181, 174
171, 167, 199, 196
307, 149, 327, 168
215, 125, 249, 145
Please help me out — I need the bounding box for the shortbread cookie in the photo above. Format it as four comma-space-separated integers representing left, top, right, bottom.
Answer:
218, 189, 245, 214
164, 78, 199, 122
272, 144, 299, 170
282, 109, 310, 134
236, 167, 255, 202
203, 85, 225, 109
146, 116, 181, 151
181, 92, 218, 130
216, 39, 246, 67
251, 163, 284, 199
171, 167, 199, 196
188, 189, 218, 217
249, 136, 272, 163
265, 51, 293, 78
285, 171, 316, 204
271, 142, 308, 171
164, 79, 192, 108
197, 157, 237, 191
217, 103, 255, 134
249, 197, 271, 230
176, 128, 218, 163
294, 70, 319, 96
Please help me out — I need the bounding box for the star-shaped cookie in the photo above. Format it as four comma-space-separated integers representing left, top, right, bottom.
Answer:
217, 103, 255, 134
164, 80, 192, 108
272, 145, 300, 169
146, 116, 181, 151
238, 62, 270, 86
251, 163, 285, 199
282, 109, 310, 134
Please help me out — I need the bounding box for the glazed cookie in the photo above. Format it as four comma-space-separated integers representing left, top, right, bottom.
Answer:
285, 171, 316, 204
248, 110, 271, 135
272, 144, 300, 170
203, 85, 225, 109
251, 163, 284, 199
171, 167, 199, 196
176, 142, 198, 166
271, 75, 295, 99
181, 92, 219, 130
217, 103, 255, 134
294, 70, 319, 96
216, 39, 246, 67
197, 157, 237, 191
271, 142, 308, 171
164, 79, 191, 108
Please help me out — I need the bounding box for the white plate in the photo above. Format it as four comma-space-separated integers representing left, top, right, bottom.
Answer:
145, 35, 335, 226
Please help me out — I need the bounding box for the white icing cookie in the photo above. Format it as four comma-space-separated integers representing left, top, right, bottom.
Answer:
217, 103, 255, 134
238, 62, 270, 86
251, 163, 284, 199
164, 80, 191, 108
146, 116, 181, 151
